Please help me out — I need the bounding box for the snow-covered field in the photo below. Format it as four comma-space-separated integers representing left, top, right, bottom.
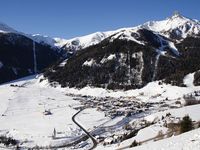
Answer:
0, 76, 79, 147
0, 76, 109, 148
0, 73, 200, 149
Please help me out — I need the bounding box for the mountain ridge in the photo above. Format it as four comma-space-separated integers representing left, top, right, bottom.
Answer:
1, 13, 199, 51
30, 13, 200, 54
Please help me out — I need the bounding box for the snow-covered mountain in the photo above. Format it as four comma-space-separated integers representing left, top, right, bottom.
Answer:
1, 13, 200, 86
21, 13, 200, 53
141, 13, 200, 40
44, 13, 200, 90
59, 31, 114, 51
0, 13, 190, 57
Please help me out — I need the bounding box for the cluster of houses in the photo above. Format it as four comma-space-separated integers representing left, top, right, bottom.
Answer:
74, 96, 148, 118
69, 94, 185, 146
71, 94, 179, 119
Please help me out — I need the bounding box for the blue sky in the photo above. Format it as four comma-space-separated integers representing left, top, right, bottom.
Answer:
0, 0, 199, 39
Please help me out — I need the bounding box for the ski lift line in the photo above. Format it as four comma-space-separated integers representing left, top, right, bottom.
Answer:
33, 41, 37, 74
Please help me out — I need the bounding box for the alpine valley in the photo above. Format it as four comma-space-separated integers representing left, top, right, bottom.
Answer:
0, 13, 200, 150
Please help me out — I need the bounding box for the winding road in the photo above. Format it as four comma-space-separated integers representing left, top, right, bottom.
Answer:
72, 109, 98, 150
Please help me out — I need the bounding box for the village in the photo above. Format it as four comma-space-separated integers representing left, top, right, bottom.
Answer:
68, 91, 200, 147
70, 94, 182, 119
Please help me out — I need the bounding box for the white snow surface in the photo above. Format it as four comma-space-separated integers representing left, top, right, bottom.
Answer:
145, 104, 200, 123
62, 31, 114, 50
96, 104, 200, 150
168, 41, 179, 55
134, 125, 168, 142
0, 75, 112, 148
76, 108, 109, 131
183, 72, 195, 87
0, 73, 200, 149
100, 54, 116, 64
141, 13, 200, 38
104, 125, 168, 150
130, 127, 200, 150
107, 54, 116, 60
83, 59, 96, 67
0, 76, 79, 147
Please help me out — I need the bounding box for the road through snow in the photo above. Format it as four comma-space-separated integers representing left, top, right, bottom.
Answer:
72, 109, 98, 150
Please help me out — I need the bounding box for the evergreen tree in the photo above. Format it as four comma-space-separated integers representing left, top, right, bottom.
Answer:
130, 140, 139, 147
180, 115, 193, 133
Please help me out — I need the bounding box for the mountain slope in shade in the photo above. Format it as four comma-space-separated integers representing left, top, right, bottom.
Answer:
0, 27, 63, 84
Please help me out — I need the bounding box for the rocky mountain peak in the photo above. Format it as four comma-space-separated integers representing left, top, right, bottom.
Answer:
170, 11, 186, 20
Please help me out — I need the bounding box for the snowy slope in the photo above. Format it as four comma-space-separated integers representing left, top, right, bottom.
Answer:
26, 31, 114, 49
58, 77, 200, 102
0, 76, 80, 147
141, 13, 200, 39
95, 103, 200, 150
183, 72, 195, 87
130, 127, 200, 150
0, 75, 113, 148
59, 31, 114, 51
